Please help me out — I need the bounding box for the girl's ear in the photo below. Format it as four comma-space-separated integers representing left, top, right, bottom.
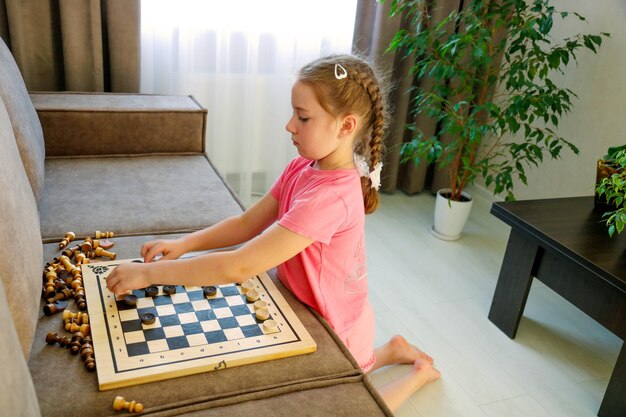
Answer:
339, 114, 358, 138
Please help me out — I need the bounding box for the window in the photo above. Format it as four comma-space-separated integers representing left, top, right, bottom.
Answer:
141, 0, 358, 205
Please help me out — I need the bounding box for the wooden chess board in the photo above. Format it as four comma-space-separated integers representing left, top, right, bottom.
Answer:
82, 259, 317, 390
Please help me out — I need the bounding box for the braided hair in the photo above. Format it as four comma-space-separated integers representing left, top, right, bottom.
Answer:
298, 54, 388, 214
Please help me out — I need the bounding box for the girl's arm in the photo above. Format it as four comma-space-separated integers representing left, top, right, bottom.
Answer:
142, 192, 279, 262
106, 223, 313, 294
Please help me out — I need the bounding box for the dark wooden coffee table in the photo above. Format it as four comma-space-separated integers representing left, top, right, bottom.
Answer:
487, 196, 625, 417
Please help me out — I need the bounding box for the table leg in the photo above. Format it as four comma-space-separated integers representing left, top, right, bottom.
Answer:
599, 342, 626, 417
488, 229, 539, 338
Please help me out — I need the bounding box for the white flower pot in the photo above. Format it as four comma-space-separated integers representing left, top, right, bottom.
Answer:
431, 188, 474, 240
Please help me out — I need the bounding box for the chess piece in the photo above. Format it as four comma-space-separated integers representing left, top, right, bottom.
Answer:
65, 322, 90, 335
98, 239, 115, 249
59, 255, 81, 277
46, 288, 73, 304
81, 237, 94, 252
45, 332, 71, 347
73, 283, 87, 311
52, 278, 68, 293
62, 244, 81, 259
70, 276, 83, 291
43, 300, 68, 316
80, 337, 96, 372
69, 332, 84, 355
59, 232, 76, 249
95, 247, 116, 260
74, 251, 89, 265
112, 396, 143, 413
43, 268, 58, 299
95, 230, 115, 239
63, 310, 89, 325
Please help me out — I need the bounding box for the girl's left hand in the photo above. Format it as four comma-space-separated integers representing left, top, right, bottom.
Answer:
106, 262, 151, 295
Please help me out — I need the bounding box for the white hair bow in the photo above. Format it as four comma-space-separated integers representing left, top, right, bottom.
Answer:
354, 153, 382, 190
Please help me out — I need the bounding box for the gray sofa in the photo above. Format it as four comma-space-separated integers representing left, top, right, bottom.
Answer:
0, 38, 392, 416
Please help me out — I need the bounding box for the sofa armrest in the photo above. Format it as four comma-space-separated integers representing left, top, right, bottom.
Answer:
30, 92, 207, 157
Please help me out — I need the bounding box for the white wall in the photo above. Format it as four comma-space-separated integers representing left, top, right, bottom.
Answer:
476, 0, 626, 201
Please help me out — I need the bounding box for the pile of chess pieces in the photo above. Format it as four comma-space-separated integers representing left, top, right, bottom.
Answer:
42, 230, 117, 373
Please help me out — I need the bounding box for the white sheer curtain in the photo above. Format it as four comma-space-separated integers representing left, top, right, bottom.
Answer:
140, 0, 357, 206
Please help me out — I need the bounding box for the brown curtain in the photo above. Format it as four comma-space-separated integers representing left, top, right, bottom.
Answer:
0, 0, 139, 92
353, 0, 462, 194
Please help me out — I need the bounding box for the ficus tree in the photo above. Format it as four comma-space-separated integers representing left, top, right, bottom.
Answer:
384, 0, 609, 201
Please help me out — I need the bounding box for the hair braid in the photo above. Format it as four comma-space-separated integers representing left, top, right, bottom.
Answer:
348, 69, 386, 214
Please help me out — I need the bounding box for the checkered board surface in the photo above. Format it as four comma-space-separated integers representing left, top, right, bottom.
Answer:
82, 259, 316, 390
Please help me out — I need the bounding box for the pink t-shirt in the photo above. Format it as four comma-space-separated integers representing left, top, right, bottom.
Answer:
270, 157, 369, 335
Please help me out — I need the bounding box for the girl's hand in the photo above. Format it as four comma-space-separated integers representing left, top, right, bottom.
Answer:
141, 238, 187, 263
106, 262, 151, 295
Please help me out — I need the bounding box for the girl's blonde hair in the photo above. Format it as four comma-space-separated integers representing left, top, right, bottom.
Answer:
298, 54, 388, 214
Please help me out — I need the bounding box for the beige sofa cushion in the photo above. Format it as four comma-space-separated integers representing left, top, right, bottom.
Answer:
0, 279, 41, 417
31, 92, 207, 156
140, 377, 391, 416
0, 97, 43, 358
39, 154, 243, 242
0, 37, 45, 203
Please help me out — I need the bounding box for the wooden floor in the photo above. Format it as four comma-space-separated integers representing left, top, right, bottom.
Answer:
366, 192, 621, 417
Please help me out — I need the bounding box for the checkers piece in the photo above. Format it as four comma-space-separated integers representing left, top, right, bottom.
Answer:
162, 285, 177, 295
202, 286, 217, 298
263, 319, 279, 333
253, 300, 268, 311
140, 312, 156, 325
241, 280, 254, 294
245, 289, 259, 303
255, 308, 270, 321
144, 286, 159, 297
123, 294, 138, 307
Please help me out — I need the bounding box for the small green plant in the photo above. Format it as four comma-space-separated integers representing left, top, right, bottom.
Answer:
602, 145, 626, 167
595, 149, 626, 237
384, 0, 609, 201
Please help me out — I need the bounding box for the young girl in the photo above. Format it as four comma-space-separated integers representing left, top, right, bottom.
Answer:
106, 54, 440, 411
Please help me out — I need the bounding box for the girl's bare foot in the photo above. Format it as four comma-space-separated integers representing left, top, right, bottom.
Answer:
375, 355, 441, 412
414, 356, 441, 383
388, 335, 434, 364
370, 334, 435, 373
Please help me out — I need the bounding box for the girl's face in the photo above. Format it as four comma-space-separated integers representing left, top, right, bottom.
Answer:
286, 81, 346, 164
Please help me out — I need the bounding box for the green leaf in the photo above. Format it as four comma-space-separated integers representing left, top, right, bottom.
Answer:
547, 52, 560, 68
540, 15, 553, 34
584, 36, 598, 53
608, 224, 616, 237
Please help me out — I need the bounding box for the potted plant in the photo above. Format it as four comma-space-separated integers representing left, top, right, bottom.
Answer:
383, 0, 608, 239
595, 148, 626, 237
